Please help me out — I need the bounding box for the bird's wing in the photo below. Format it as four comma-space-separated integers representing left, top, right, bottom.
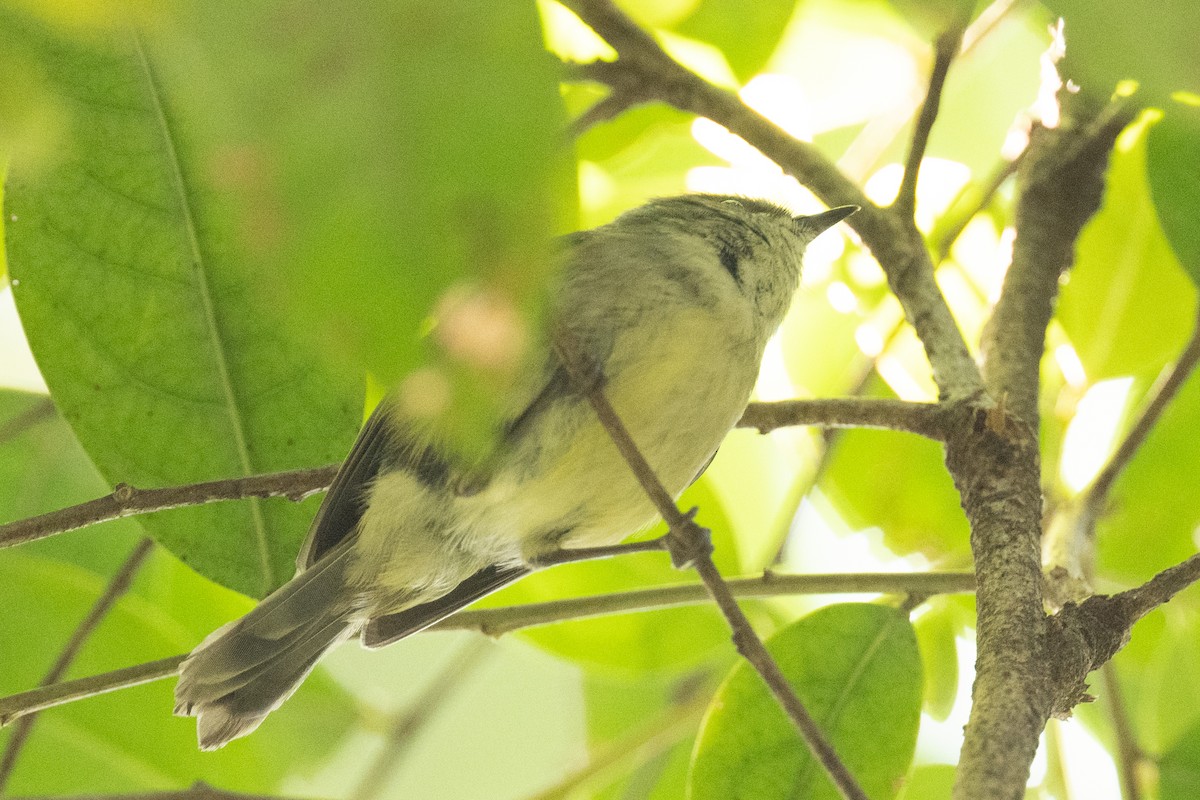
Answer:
360, 563, 531, 648
297, 402, 451, 569
295, 406, 393, 569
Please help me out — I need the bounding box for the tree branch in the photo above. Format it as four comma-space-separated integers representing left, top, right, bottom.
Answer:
980, 97, 1137, 426
894, 22, 966, 219
0, 537, 155, 793
951, 95, 1138, 800
0, 655, 185, 726
944, 402, 1047, 800
438, 570, 975, 637
0, 398, 951, 554
0, 465, 338, 549
0, 783, 328, 800
738, 398, 948, 439
934, 151, 1024, 263
559, 0, 983, 400
0, 569, 973, 727
1085, 309, 1200, 515
1101, 663, 1146, 800
552, 331, 869, 800
566, 61, 657, 138
1041, 552, 1200, 725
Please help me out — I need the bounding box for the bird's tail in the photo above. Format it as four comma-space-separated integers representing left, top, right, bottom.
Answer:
174, 544, 358, 750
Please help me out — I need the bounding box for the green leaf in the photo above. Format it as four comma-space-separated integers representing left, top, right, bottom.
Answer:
1041, 0, 1200, 101
1148, 101, 1200, 285
896, 763, 956, 800
1056, 115, 1197, 382
885, 0, 973, 39
821, 386, 970, 562
1161, 718, 1200, 800
689, 603, 922, 800
676, 0, 798, 81
0, 550, 354, 794
167, 0, 574, 450
2, 10, 362, 597
914, 597, 961, 721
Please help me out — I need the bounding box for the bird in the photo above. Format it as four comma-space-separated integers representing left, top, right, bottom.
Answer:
173, 194, 857, 749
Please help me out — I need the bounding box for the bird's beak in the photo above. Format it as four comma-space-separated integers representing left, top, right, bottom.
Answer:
797, 205, 859, 236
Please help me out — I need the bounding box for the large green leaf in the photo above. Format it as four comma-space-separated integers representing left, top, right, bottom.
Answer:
913, 596, 961, 721
896, 764, 956, 800
821, 390, 970, 563
1161, 717, 1200, 800
689, 603, 921, 800
1147, 101, 1200, 285
166, 0, 573, 450
1056, 116, 1197, 382
2, 10, 361, 597
676, 0, 798, 81
1042, 0, 1200, 102
0, 550, 354, 794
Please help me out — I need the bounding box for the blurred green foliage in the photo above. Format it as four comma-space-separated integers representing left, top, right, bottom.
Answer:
1, 0, 1200, 797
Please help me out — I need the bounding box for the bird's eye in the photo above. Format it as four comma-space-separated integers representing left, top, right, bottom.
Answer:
721, 199, 745, 210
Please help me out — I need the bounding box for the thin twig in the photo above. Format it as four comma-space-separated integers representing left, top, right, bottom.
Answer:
0, 397, 56, 446
1101, 663, 1144, 800
350, 640, 492, 800
1042, 552, 1200, 724
552, 331, 869, 800
1086, 310, 1200, 511
570, 92, 642, 137
962, 0, 1028, 53
979, 96, 1136, 425
0, 655, 185, 726
934, 152, 1024, 262
436, 571, 975, 637
560, 0, 983, 400
0, 397, 948, 554
0, 537, 155, 793
0, 465, 338, 549
526, 675, 712, 800
532, 536, 668, 567
738, 397, 948, 439
0, 570, 974, 726
1111, 552, 1200, 623
894, 23, 966, 219
0, 783, 329, 800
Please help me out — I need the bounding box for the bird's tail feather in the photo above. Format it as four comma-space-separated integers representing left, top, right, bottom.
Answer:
174, 544, 357, 750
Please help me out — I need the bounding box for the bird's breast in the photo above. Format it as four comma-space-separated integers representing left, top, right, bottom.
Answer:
480, 303, 763, 554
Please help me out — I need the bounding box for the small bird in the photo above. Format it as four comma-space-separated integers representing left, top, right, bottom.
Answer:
173, 194, 856, 749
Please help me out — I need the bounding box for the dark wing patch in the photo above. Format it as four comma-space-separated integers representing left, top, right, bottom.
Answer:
298, 403, 451, 569
503, 364, 573, 444
360, 564, 531, 648
718, 245, 741, 283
